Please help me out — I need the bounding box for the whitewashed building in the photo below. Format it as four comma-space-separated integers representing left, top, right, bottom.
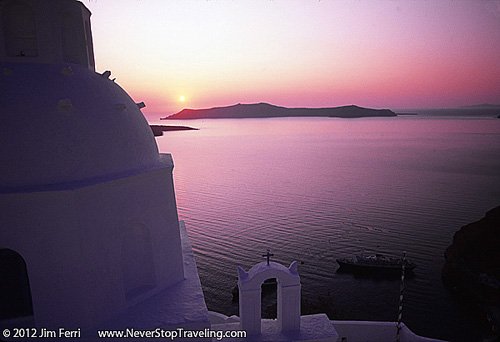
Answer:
0, 1, 445, 341
0, 0, 209, 337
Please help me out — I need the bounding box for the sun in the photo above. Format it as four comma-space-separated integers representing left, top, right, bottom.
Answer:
179, 95, 186, 103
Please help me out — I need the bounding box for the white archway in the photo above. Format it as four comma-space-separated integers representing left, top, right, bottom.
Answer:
237, 261, 301, 336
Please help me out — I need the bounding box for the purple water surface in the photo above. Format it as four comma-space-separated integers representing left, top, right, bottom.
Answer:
153, 116, 500, 341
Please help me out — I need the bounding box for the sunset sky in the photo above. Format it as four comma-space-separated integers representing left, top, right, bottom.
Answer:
84, 0, 500, 117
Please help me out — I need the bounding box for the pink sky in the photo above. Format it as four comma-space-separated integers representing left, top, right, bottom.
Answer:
84, 1, 500, 117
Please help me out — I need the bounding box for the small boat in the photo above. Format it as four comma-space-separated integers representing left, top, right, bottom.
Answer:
337, 253, 416, 272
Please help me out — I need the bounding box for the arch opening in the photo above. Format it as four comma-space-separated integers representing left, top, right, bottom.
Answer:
260, 277, 278, 319
0, 249, 34, 320
238, 261, 301, 335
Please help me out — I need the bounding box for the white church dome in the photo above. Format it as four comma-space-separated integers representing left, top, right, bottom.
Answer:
0, 62, 160, 190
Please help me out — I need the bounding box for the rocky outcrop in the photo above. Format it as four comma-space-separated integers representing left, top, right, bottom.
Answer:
443, 206, 500, 307
150, 125, 198, 136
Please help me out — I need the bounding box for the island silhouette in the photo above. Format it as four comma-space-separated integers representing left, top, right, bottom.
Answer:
162, 103, 396, 120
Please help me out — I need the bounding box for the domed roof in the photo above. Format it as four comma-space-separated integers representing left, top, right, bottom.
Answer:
0, 62, 160, 191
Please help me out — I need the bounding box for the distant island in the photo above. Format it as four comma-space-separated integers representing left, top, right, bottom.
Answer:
412, 104, 500, 117
161, 103, 396, 120
149, 125, 198, 137
460, 103, 500, 109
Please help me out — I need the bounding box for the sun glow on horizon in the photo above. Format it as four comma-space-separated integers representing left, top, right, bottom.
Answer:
86, 1, 500, 115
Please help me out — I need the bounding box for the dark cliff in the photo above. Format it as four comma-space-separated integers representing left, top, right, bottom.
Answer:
442, 206, 500, 331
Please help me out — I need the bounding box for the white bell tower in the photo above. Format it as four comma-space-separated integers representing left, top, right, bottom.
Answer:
211, 255, 339, 342
237, 260, 301, 335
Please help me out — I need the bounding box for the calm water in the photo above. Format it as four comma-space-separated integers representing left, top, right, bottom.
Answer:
152, 116, 500, 341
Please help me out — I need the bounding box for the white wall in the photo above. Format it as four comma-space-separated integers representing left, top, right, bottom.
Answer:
333, 321, 445, 342
0, 158, 184, 329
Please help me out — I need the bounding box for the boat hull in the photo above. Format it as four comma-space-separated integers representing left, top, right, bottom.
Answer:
336, 258, 416, 273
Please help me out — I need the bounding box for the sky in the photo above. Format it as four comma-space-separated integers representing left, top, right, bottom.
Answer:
84, 0, 500, 117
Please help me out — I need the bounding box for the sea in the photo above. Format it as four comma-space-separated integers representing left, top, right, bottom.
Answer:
151, 115, 500, 342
